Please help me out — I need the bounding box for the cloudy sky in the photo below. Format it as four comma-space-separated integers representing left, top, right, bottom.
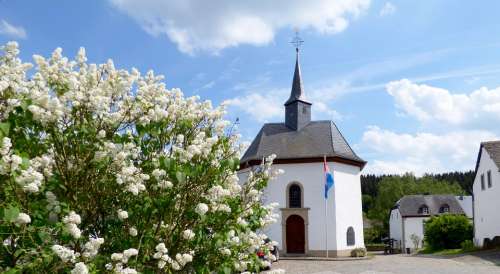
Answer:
2, 0, 500, 175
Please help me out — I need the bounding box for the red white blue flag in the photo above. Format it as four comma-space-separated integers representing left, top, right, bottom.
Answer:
324, 156, 335, 199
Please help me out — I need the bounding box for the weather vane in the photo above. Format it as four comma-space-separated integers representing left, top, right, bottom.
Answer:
290, 29, 304, 52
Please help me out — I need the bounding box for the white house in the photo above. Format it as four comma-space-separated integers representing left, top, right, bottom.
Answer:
389, 195, 472, 252
238, 47, 366, 257
473, 141, 500, 247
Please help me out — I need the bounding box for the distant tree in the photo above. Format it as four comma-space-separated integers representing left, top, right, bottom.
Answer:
422, 171, 475, 194
410, 234, 422, 250
366, 174, 464, 231
362, 194, 374, 212
361, 171, 473, 214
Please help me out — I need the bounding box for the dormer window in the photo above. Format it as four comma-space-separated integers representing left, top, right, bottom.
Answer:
439, 204, 450, 213
418, 205, 429, 214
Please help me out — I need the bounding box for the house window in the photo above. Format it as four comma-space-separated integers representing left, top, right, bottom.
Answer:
481, 174, 485, 190
289, 184, 301, 208
488, 170, 492, 188
439, 204, 450, 213
418, 205, 429, 214
347, 227, 355, 246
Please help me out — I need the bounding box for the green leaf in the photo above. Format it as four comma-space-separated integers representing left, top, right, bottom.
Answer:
0, 122, 10, 136
13, 249, 24, 258
20, 156, 30, 170
38, 231, 50, 242
3, 205, 20, 222
176, 171, 185, 183
4, 268, 22, 274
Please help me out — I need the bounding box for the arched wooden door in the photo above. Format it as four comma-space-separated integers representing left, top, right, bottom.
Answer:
286, 215, 305, 253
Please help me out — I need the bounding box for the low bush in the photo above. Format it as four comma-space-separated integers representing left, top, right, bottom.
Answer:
424, 214, 473, 250
460, 240, 475, 252
364, 226, 385, 244
350, 248, 367, 257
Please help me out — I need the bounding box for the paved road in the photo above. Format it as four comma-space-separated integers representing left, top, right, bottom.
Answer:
267, 253, 500, 274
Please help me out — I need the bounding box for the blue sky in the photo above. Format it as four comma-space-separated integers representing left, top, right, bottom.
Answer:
2, 0, 500, 175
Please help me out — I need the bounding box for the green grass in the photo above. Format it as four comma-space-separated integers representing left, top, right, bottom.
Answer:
419, 247, 479, 255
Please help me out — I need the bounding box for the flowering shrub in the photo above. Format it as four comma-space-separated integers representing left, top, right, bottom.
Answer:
0, 42, 281, 273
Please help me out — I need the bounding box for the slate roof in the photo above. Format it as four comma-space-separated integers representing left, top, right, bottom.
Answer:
240, 120, 365, 166
476, 141, 500, 172
394, 195, 469, 217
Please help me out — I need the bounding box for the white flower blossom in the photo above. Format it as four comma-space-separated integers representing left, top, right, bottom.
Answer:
52, 245, 78, 263
71, 262, 89, 274
195, 203, 208, 216
14, 213, 31, 225
175, 253, 193, 267
158, 180, 173, 189
15, 167, 44, 193
98, 129, 106, 139
117, 209, 128, 220
182, 229, 195, 240
82, 237, 104, 258
123, 248, 138, 258
63, 211, 82, 239
129, 227, 138, 237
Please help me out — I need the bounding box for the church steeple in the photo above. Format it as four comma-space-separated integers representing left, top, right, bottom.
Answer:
285, 49, 309, 105
285, 33, 312, 131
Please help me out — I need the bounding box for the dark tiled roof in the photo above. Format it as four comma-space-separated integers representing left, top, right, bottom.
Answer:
240, 120, 365, 166
478, 141, 500, 171
394, 195, 468, 217
284, 52, 310, 106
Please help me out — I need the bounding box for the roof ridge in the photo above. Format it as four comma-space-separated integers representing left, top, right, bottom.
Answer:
330, 121, 363, 160
481, 140, 500, 145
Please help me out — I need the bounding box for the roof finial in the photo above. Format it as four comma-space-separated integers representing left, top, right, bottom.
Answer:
284, 29, 310, 106
290, 28, 304, 53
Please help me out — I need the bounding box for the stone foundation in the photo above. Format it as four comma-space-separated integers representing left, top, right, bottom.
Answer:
283, 249, 353, 257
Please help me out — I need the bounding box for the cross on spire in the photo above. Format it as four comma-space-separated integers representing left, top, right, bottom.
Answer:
290, 30, 304, 52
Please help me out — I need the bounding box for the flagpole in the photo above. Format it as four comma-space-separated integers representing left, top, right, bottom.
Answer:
325, 194, 328, 258
324, 155, 329, 258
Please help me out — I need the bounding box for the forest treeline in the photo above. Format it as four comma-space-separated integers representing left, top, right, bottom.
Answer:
361, 171, 475, 243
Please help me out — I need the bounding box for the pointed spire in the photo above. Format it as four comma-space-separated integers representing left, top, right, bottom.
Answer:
285, 48, 310, 106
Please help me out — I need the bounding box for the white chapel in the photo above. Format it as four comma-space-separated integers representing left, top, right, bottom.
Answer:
238, 47, 366, 257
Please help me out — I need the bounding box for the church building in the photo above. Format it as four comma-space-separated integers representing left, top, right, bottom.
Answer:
239, 46, 367, 257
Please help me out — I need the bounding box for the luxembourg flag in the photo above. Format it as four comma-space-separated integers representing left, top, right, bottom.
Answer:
323, 156, 335, 199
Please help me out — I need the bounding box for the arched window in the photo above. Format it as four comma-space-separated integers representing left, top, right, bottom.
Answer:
346, 227, 355, 246
289, 184, 301, 208
418, 205, 429, 214
439, 204, 450, 213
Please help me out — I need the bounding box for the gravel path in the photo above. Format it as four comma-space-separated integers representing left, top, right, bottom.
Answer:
267, 253, 500, 274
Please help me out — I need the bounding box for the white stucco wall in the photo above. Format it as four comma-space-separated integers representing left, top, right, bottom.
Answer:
403, 217, 428, 250
332, 162, 365, 251
389, 209, 402, 245
473, 148, 500, 247
238, 161, 364, 254
455, 196, 473, 219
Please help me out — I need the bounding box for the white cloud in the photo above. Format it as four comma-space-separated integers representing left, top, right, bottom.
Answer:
379, 2, 396, 17
224, 89, 286, 122
224, 81, 344, 123
0, 20, 27, 39
109, 0, 371, 54
386, 79, 500, 126
314, 101, 343, 121
361, 126, 498, 175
